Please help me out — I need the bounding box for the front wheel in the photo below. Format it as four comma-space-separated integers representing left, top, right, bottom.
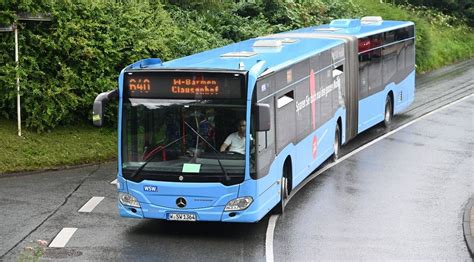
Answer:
274, 175, 289, 214
383, 96, 393, 128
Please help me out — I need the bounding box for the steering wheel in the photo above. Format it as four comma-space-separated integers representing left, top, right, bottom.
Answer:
226, 151, 245, 156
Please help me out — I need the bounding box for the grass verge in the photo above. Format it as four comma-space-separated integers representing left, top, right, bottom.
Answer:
0, 119, 117, 174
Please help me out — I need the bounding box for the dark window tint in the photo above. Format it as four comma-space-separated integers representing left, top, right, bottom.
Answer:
384, 30, 396, 45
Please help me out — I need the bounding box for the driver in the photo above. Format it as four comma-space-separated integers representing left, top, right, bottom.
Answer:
220, 119, 249, 155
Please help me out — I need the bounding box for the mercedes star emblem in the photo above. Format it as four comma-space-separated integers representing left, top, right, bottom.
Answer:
176, 197, 187, 208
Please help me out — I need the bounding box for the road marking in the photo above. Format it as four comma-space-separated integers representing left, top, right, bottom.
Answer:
110, 179, 117, 185
78, 196, 105, 213
264, 94, 473, 261
265, 214, 278, 262
49, 227, 77, 248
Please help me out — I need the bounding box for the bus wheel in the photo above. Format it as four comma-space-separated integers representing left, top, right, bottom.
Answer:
274, 176, 288, 214
383, 95, 393, 128
331, 124, 340, 162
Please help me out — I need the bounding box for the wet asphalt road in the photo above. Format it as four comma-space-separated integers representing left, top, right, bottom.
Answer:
0, 60, 472, 261
274, 96, 473, 260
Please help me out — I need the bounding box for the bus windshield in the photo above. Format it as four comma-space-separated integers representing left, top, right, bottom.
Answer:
121, 98, 249, 180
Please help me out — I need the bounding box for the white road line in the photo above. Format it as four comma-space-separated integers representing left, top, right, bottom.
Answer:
78, 196, 105, 213
265, 214, 279, 262
264, 94, 473, 261
48, 227, 77, 248
110, 179, 117, 185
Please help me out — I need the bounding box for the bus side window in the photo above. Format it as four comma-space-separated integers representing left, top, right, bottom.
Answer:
406, 25, 415, 70
359, 36, 370, 99
332, 44, 345, 112
382, 43, 397, 84
368, 33, 383, 95
406, 38, 415, 69
319, 66, 332, 123
255, 77, 274, 152
333, 64, 344, 110
397, 43, 406, 72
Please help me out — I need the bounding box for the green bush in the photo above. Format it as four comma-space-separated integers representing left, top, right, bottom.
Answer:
0, 1, 182, 131
393, 0, 474, 26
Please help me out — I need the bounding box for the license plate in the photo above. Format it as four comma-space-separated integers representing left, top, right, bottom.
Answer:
167, 213, 197, 221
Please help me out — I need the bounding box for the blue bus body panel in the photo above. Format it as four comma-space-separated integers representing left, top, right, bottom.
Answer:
127, 180, 238, 208
121, 180, 239, 221
358, 70, 415, 133
117, 69, 127, 194
232, 108, 346, 222
293, 108, 346, 186
393, 71, 415, 114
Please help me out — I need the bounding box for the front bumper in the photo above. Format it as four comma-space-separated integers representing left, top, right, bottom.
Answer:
118, 201, 265, 223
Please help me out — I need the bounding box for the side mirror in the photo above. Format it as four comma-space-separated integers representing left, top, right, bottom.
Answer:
93, 89, 118, 127
255, 103, 270, 132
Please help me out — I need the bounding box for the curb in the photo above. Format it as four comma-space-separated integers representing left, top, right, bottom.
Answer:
0, 160, 116, 178
463, 196, 474, 258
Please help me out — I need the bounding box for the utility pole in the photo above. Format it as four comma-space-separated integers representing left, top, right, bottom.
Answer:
14, 24, 21, 136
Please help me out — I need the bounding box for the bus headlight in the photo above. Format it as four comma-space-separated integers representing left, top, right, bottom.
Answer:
119, 192, 141, 208
224, 197, 253, 211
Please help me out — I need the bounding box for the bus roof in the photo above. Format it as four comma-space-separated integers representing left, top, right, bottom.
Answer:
293, 19, 414, 38
161, 37, 343, 73
142, 18, 413, 76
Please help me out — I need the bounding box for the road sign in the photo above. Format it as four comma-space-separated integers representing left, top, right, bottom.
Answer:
17, 13, 52, 22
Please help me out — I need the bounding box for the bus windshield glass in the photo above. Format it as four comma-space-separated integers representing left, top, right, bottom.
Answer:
121, 98, 250, 179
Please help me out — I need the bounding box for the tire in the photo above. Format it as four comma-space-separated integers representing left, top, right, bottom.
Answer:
383, 96, 393, 128
274, 170, 289, 214
331, 124, 341, 162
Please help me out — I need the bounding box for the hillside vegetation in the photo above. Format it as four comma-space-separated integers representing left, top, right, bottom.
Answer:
392, 0, 473, 26
0, 0, 472, 173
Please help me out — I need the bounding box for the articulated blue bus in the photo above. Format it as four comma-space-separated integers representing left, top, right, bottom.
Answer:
93, 17, 415, 222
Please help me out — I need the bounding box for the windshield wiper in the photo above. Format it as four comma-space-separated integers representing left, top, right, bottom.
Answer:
130, 135, 187, 179
183, 121, 231, 183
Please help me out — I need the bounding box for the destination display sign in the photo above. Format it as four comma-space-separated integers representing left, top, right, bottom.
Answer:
124, 71, 245, 99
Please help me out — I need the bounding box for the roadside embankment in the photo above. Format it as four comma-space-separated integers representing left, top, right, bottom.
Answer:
0, 120, 116, 174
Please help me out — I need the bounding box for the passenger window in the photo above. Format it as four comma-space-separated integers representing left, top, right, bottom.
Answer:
277, 91, 294, 108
